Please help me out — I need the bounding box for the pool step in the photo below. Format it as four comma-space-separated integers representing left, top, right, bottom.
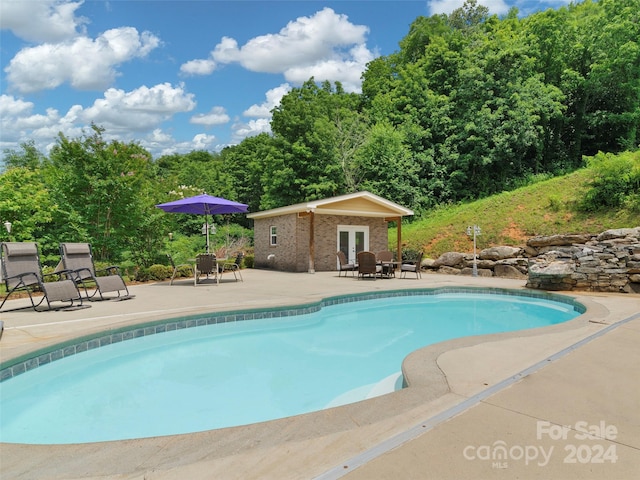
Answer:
324, 372, 403, 409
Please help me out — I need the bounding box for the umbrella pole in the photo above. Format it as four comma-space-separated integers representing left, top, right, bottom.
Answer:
206, 216, 210, 253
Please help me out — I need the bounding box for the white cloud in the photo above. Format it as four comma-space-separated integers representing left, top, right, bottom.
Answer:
212, 8, 370, 73
243, 84, 291, 118
140, 129, 220, 156
0, 94, 86, 152
5, 27, 161, 93
81, 83, 196, 131
428, 0, 510, 15
0, 95, 59, 142
185, 7, 373, 92
231, 118, 272, 144
191, 133, 218, 150
190, 107, 230, 127
180, 58, 217, 76
283, 44, 374, 93
0, 0, 87, 43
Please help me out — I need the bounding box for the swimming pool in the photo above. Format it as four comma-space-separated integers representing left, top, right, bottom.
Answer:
0, 289, 583, 444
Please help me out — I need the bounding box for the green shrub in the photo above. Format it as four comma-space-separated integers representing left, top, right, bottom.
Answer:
148, 264, 171, 281
579, 151, 640, 211
243, 254, 254, 268
134, 267, 151, 282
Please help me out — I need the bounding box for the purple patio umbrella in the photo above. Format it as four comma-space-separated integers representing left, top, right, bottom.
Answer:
156, 194, 248, 252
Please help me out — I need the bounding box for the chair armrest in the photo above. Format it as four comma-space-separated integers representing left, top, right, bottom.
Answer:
5, 271, 40, 285
96, 265, 122, 276
42, 269, 75, 281
68, 267, 93, 280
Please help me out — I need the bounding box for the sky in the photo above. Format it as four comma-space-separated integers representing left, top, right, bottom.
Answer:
0, 0, 572, 160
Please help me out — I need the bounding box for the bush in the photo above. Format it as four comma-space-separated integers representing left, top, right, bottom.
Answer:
148, 264, 171, 281
579, 151, 640, 211
401, 248, 421, 263
243, 254, 254, 268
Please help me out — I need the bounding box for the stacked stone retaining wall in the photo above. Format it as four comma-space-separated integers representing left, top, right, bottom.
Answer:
422, 227, 640, 294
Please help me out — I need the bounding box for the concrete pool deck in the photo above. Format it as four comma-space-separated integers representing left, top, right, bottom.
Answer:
0, 269, 638, 479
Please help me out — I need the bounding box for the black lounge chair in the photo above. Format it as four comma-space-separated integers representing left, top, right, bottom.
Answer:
336, 251, 357, 277
0, 242, 87, 312
59, 243, 133, 301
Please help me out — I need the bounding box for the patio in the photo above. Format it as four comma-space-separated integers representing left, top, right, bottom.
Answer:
1, 269, 638, 479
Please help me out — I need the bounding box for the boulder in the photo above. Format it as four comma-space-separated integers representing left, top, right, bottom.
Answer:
527, 234, 591, 248
460, 267, 493, 277
494, 264, 527, 279
437, 266, 462, 275
479, 246, 522, 260
421, 258, 436, 269
528, 260, 575, 276
433, 252, 465, 267
596, 228, 640, 241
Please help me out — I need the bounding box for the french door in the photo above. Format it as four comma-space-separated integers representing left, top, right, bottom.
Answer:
337, 225, 369, 266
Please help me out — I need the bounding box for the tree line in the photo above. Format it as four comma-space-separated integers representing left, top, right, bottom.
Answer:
1, 0, 638, 270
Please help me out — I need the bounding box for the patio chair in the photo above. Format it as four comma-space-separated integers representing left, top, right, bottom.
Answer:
1, 242, 87, 312
376, 250, 395, 278
357, 251, 381, 279
220, 252, 244, 282
400, 251, 423, 279
167, 254, 192, 285
195, 253, 219, 285
59, 243, 133, 301
336, 251, 357, 277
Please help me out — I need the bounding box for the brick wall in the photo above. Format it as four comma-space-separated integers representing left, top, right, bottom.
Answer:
253, 214, 390, 272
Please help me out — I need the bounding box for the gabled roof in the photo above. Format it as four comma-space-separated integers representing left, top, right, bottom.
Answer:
247, 191, 414, 219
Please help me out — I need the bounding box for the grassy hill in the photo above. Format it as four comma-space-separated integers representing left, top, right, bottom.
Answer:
395, 167, 639, 259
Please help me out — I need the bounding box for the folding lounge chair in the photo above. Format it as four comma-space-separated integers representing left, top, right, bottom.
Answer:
336, 251, 357, 277
0, 242, 86, 312
167, 254, 192, 285
221, 252, 244, 282
59, 243, 133, 301
357, 251, 381, 279
401, 251, 423, 279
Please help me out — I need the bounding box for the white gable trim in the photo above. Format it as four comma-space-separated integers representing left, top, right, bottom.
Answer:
247, 191, 413, 220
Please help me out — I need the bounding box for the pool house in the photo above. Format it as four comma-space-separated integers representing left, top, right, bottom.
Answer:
247, 191, 414, 273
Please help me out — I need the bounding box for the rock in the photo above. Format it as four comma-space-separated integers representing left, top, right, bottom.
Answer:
596, 228, 640, 241
535, 246, 581, 257
460, 267, 493, 277
494, 264, 526, 279
479, 246, 522, 260
529, 260, 575, 276
421, 258, 436, 269
437, 266, 462, 275
527, 234, 591, 248
433, 252, 465, 267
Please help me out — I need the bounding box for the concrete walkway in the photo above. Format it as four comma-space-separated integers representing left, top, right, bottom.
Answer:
1, 269, 638, 479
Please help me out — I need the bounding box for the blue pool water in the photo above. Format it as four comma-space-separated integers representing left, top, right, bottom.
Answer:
0, 292, 581, 444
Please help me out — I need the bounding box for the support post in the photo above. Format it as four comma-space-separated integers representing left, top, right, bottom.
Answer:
308, 211, 315, 273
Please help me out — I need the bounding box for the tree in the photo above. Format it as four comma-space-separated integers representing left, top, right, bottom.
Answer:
356, 122, 422, 210
270, 79, 365, 203
448, 0, 489, 31
1, 140, 45, 171
46, 125, 156, 262
0, 167, 59, 253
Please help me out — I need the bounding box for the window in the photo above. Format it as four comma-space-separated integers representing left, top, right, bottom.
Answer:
270, 226, 277, 246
